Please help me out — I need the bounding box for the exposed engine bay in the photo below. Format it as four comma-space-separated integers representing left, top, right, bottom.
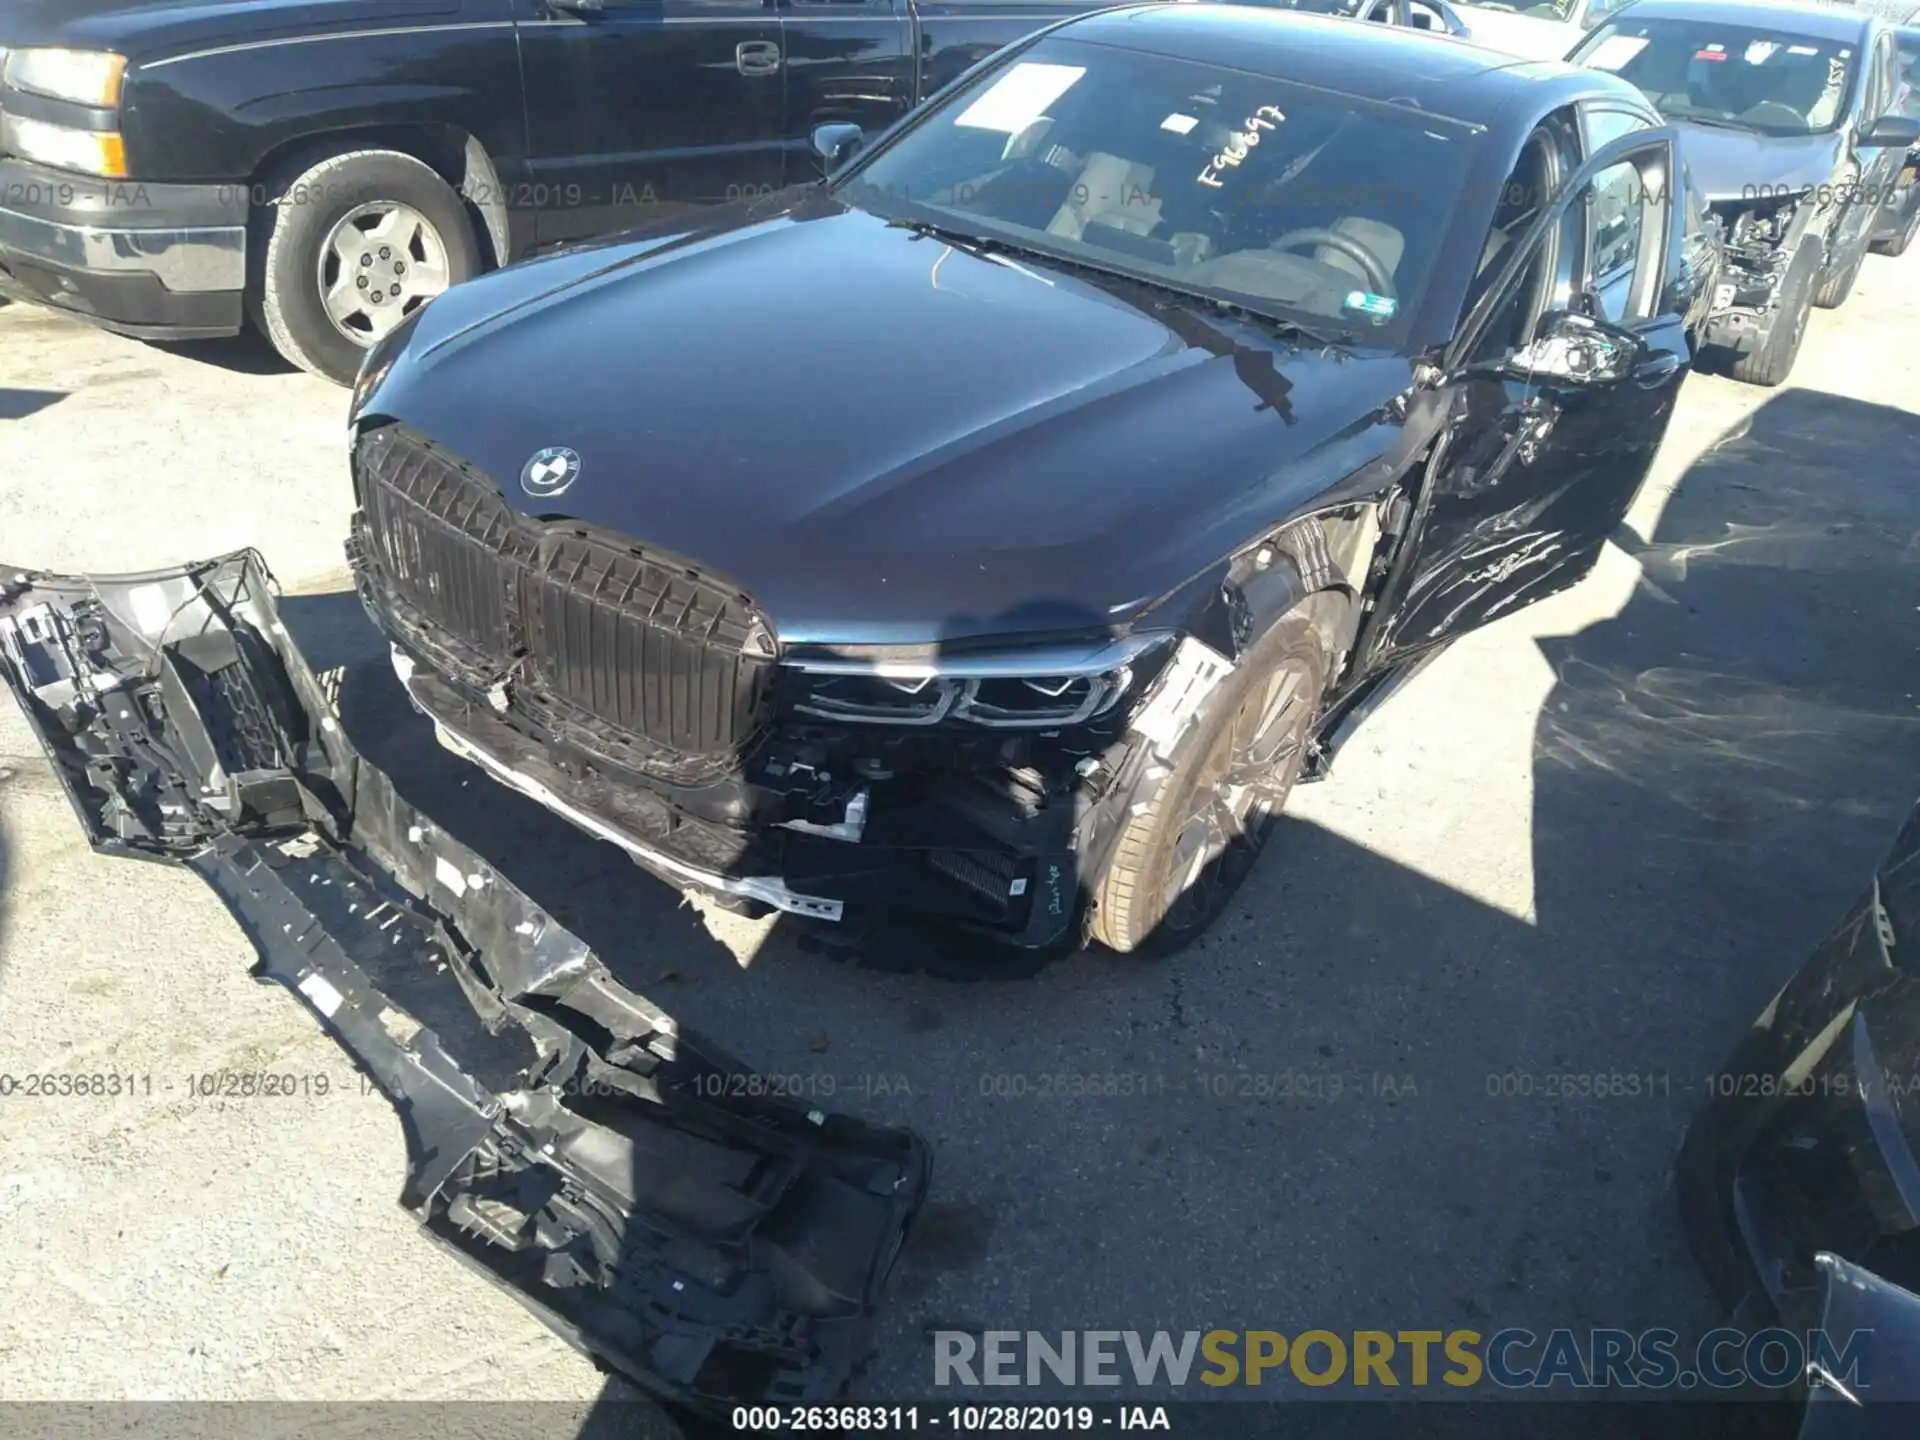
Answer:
0, 551, 931, 1414
1699, 191, 1825, 352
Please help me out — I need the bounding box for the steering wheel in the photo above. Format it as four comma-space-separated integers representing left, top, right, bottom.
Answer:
1269, 227, 1396, 296
1741, 101, 1809, 131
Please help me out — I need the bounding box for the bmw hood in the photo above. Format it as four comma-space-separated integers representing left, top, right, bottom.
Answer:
1678, 122, 1846, 205
358, 194, 1415, 648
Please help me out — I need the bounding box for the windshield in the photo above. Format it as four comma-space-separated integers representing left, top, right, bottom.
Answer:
1571, 18, 1858, 136
1243, 0, 1370, 17
1458, 0, 1575, 18
835, 37, 1475, 344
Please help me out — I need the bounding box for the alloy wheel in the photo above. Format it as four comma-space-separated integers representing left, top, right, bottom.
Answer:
1158, 658, 1313, 933
317, 201, 453, 344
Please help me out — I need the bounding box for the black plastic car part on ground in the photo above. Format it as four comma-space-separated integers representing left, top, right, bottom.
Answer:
1569, 0, 1920, 387
0, 550, 931, 1413
345, 7, 1708, 961
1679, 792, 1920, 1333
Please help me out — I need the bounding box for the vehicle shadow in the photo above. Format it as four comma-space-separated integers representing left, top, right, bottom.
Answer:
0, 388, 66, 420
152, 326, 300, 378
294, 381, 1920, 1416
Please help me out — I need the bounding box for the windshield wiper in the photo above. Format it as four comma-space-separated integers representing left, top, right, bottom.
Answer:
968, 244, 1357, 347
884, 215, 1356, 348
1197, 301, 1356, 351
885, 217, 1003, 259
1663, 110, 1765, 132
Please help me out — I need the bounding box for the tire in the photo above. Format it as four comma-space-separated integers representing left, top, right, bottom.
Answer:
1874, 192, 1920, 258
1813, 225, 1866, 309
1090, 613, 1328, 960
1728, 240, 1818, 389
250, 149, 481, 385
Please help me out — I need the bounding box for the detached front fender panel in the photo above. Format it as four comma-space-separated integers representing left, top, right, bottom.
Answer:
0, 550, 931, 1413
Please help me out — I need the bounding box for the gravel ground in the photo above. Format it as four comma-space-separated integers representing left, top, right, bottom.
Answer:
1, 235, 1917, 1421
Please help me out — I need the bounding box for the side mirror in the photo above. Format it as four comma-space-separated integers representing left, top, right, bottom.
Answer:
1512, 309, 1642, 384
1863, 114, 1920, 149
812, 122, 866, 170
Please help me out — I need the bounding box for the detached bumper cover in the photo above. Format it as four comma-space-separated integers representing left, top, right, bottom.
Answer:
0, 550, 931, 1410
1679, 796, 1920, 1322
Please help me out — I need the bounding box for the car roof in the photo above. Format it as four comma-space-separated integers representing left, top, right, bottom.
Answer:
1053, 4, 1642, 126
1605, 0, 1877, 42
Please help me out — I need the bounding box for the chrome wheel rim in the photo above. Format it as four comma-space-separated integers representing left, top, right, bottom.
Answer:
318, 201, 451, 344
1159, 659, 1312, 933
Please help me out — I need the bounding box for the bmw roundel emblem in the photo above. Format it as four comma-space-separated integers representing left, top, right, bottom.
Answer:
521, 446, 582, 498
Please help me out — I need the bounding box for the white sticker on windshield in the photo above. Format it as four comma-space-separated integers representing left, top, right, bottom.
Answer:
1744, 41, 1778, 64
1788, 44, 1819, 56
953, 63, 1087, 134
1161, 112, 1199, 135
1585, 34, 1649, 70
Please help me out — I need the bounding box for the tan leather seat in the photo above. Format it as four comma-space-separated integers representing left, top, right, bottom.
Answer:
1046, 153, 1164, 240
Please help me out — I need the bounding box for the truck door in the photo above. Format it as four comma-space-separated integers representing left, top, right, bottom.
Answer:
777, 0, 913, 179
514, 0, 789, 245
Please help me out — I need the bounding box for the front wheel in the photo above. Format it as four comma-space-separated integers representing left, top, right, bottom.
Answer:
1874, 190, 1920, 258
1727, 239, 1818, 388
1090, 615, 1328, 959
251, 149, 481, 385
1813, 223, 1867, 309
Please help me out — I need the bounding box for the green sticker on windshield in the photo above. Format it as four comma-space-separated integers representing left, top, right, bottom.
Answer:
1343, 290, 1397, 322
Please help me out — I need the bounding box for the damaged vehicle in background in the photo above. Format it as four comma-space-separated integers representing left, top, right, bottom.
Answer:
0, 552, 931, 1415
1680, 791, 1920, 1419
1243, 0, 1473, 38
345, 5, 1712, 961
1868, 23, 1920, 257
1570, 0, 1920, 386
1447, 0, 1636, 63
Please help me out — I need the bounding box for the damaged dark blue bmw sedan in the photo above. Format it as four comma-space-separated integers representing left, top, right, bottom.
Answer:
344, 5, 1714, 959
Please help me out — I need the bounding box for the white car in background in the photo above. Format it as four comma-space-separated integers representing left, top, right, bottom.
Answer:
1451, 0, 1636, 57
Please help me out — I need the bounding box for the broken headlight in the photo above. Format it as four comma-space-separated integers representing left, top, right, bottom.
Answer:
787, 632, 1174, 729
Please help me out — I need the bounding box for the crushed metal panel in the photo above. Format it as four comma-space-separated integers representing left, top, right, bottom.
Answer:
0, 549, 931, 1412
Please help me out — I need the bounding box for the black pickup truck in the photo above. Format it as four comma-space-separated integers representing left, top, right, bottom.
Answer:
0, 0, 1167, 383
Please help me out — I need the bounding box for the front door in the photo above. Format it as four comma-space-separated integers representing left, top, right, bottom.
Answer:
777, 0, 913, 183
514, 0, 789, 245
1357, 126, 1690, 671
1852, 33, 1913, 242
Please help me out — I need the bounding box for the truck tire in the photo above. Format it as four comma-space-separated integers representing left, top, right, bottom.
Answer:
1729, 240, 1818, 388
1813, 224, 1866, 309
250, 149, 480, 385
1090, 612, 1328, 960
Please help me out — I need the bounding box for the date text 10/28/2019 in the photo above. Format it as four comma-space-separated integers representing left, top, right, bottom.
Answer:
730, 1407, 1170, 1432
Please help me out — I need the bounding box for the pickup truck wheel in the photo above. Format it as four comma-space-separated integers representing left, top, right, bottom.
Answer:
1090, 616, 1327, 960
251, 149, 479, 385
1813, 226, 1866, 309
1728, 241, 1818, 388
